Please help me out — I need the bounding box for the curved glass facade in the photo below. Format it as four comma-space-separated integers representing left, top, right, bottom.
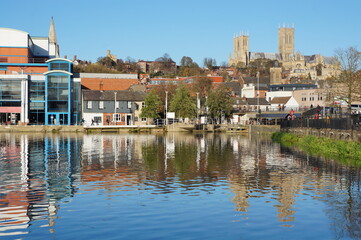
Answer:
45, 59, 74, 125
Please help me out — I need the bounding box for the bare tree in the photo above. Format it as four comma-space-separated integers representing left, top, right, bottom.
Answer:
333, 47, 361, 109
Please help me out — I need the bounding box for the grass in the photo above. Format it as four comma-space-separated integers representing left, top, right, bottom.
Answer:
272, 132, 361, 166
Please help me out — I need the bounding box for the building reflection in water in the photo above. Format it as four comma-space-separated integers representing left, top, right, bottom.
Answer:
0, 133, 82, 237
0, 133, 361, 238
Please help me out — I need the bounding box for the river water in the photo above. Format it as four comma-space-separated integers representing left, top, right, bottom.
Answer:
0, 132, 361, 240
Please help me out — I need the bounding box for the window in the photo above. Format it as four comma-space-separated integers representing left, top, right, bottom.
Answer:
142, 102, 145, 107
94, 116, 102, 124
99, 101, 104, 109
50, 62, 69, 71
113, 113, 120, 122
141, 117, 147, 122
87, 101, 92, 109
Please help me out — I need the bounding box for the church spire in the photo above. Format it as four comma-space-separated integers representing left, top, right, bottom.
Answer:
49, 17, 57, 44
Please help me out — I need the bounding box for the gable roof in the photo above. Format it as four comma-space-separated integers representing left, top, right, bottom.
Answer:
243, 76, 270, 85
222, 81, 242, 92
270, 96, 292, 104
234, 97, 269, 105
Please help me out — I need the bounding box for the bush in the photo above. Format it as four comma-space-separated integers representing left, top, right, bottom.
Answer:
271, 132, 361, 166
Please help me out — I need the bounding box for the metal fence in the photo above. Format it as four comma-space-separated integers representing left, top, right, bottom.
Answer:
281, 115, 361, 130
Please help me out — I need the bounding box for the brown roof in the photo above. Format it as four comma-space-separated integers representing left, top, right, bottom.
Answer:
270, 96, 291, 104
81, 78, 139, 91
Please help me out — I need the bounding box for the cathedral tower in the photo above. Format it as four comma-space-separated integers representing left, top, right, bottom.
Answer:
229, 33, 249, 67
278, 25, 294, 61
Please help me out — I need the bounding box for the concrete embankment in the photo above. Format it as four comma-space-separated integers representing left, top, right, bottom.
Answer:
284, 127, 361, 142
250, 125, 280, 134
0, 124, 282, 134
0, 125, 85, 133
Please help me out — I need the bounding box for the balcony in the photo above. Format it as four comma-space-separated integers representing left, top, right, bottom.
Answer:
28, 57, 49, 64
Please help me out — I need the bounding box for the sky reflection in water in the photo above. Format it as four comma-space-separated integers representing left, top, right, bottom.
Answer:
0, 133, 361, 240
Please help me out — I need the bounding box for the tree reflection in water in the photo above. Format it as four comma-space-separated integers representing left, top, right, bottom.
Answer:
0, 133, 361, 239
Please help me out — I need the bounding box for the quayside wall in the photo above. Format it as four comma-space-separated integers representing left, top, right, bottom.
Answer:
0, 125, 85, 133
283, 127, 361, 142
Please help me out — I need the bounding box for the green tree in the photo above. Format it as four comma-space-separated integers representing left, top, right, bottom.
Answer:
152, 84, 177, 114
169, 84, 196, 118
207, 86, 233, 123
141, 90, 162, 121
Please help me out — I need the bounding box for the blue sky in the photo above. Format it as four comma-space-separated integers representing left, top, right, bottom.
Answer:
1, 0, 360, 66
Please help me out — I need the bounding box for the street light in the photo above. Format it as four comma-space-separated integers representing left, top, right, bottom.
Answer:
196, 92, 200, 122
205, 95, 208, 123
114, 91, 117, 125
257, 71, 260, 113
165, 91, 168, 126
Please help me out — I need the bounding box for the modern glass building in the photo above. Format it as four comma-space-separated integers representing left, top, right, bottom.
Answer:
45, 59, 73, 125
0, 19, 81, 125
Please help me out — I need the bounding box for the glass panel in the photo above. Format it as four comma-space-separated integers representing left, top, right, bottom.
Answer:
48, 101, 68, 112
30, 102, 45, 110
50, 62, 69, 71
30, 81, 45, 101
0, 80, 21, 101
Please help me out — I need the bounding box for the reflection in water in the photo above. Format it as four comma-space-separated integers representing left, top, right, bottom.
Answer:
0, 133, 361, 239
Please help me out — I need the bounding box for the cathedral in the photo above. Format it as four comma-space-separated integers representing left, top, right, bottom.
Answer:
229, 25, 340, 83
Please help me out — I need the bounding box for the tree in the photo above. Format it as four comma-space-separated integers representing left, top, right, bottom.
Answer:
192, 76, 212, 98
152, 84, 177, 114
178, 59, 202, 77
73, 63, 119, 73
141, 90, 162, 122
180, 56, 194, 67
207, 86, 233, 123
334, 47, 361, 109
203, 57, 216, 69
169, 84, 196, 119
153, 53, 176, 75
97, 56, 116, 69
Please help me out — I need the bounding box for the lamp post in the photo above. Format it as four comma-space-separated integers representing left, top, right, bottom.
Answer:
165, 91, 168, 126
196, 92, 200, 122
257, 71, 260, 113
114, 91, 117, 125
205, 95, 208, 123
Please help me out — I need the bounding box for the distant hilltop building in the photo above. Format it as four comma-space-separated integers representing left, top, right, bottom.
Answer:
106, 50, 117, 62
229, 25, 340, 81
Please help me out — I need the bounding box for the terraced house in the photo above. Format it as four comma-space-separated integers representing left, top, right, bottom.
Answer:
82, 90, 146, 126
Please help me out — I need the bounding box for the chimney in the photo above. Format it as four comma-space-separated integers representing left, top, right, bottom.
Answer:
64, 55, 67, 59
100, 81, 104, 91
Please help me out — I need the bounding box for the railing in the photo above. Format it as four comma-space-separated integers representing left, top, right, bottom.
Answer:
281, 115, 361, 131
28, 58, 48, 64
153, 118, 219, 126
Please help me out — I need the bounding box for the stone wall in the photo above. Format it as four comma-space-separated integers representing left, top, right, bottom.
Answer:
0, 125, 85, 133
284, 127, 361, 142
250, 125, 280, 134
